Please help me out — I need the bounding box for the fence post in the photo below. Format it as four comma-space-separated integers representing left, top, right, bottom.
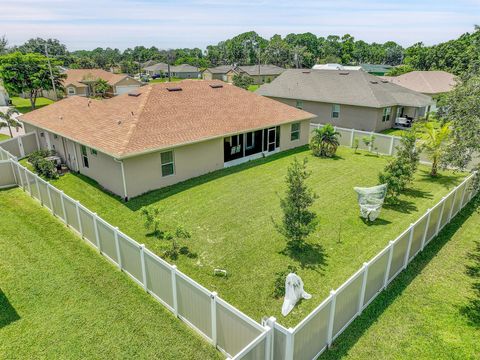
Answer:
140, 244, 147, 291
421, 210, 431, 251
9, 159, 18, 185
46, 184, 54, 214
60, 191, 67, 224
384, 241, 394, 288
264, 326, 273, 360
460, 182, 468, 209
210, 291, 217, 347
93, 214, 101, 252
389, 136, 395, 155
114, 227, 122, 269
285, 328, 295, 360
404, 224, 414, 268
35, 177, 42, 204
358, 262, 368, 315
171, 265, 178, 316
368, 131, 374, 152
327, 289, 337, 348
76, 201, 83, 237
23, 168, 32, 196
265, 317, 276, 360
436, 197, 447, 236
18, 164, 25, 189
350, 129, 355, 147
448, 188, 458, 221
17, 136, 25, 158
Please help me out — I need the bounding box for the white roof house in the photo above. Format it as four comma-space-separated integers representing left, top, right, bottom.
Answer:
312, 63, 362, 71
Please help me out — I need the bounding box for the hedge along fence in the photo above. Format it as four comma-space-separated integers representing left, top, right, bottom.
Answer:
4, 155, 271, 360
269, 171, 478, 360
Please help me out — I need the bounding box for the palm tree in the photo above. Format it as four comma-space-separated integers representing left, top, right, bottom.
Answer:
421, 122, 451, 176
310, 124, 341, 157
0, 108, 21, 137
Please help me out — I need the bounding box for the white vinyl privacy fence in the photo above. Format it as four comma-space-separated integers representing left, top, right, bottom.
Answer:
0, 136, 477, 360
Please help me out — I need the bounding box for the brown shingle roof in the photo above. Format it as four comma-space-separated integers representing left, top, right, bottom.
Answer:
380, 71, 457, 95
63, 69, 130, 87
20, 81, 315, 159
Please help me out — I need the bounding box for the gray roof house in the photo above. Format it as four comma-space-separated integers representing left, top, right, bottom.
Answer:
257, 69, 433, 132
202, 65, 237, 82
236, 65, 285, 85
144, 63, 199, 79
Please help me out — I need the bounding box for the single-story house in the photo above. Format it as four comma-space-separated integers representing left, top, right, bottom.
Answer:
144, 63, 200, 79
380, 71, 456, 111
202, 65, 237, 82
256, 69, 433, 132
63, 69, 142, 97
232, 65, 285, 85
0, 83, 9, 106
20, 80, 315, 200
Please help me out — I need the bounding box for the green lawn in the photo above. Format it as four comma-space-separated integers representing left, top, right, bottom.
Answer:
322, 197, 480, 359
379, 128, 408, 137
248, 84, 260, 92
0, 188, 221, 359
0, 134, 10, 141
36, 146, 464, 326
11, 96, 54, 114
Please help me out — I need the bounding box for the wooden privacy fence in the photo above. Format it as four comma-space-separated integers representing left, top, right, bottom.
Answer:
1, 135, 478, 360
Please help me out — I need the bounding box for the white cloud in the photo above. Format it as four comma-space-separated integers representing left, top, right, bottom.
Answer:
0, 0, 478, 49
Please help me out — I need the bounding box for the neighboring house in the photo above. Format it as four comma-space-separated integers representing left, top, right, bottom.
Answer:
63, 69, 142, 97
359, 64, 393, 76
141, 60, 157, 69
380, 71, 456, 110
144, 63, 200, 79
313, 64, 362, 71
232, 65, 285, 85
256, 69, 433, 132
20, 80, 314, 199
202, 65, 237, 82
0, 84, 9, 106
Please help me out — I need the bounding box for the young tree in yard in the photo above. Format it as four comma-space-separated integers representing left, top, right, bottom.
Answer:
141, 206, 161, 236
276, 158, 317, 249
93, 79, 110, 98
232, 73, 254, 90
379, 131, 419, 202
0, 108, 21, 137
310, 124, 341, 157
0, 52, 65, 110
421, 122, 451, 176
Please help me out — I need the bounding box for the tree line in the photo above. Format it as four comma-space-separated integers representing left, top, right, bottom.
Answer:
0, 26, 478, 76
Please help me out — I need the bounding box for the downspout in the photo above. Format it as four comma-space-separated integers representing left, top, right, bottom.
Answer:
114, 158, 128, 201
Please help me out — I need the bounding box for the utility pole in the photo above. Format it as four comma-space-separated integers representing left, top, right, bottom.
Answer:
44, 43, 58, 101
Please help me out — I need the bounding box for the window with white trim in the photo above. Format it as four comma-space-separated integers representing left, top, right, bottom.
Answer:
296, 100, 303, 109
332, 104, 340, 118
161, 151, 174, 177
81, 145, 89, 168
382, 107, 392, 122
291, 122, 301, 141
90, 148, 97, 156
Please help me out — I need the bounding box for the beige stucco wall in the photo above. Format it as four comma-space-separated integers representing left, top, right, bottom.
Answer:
202, 71, 213, 80
66, 85, 88, 97
123, 138, 224, 198
279, 119, 310, 151
267, 97, 396, 132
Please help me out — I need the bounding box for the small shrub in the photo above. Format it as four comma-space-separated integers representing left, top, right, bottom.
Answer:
141, 206, 161, 236
362, 135, 376, 150
272, 265, 297, 298
310, 124, 341, 157
28, 150, 58, 179
353, 138, 360, 153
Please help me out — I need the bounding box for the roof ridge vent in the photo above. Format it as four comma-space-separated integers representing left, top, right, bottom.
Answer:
209, 84, 223, 88
302, 71, 310, 74
339, 72, 350, 75
167, 87, 182, 92
128, 90, 141, 97
370, 80, 379, 84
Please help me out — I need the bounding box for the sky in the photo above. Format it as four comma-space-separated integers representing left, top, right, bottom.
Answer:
0, 0, 479, 51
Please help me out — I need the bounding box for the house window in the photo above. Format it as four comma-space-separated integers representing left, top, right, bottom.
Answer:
382, 107, 392, 122
332, 104, 340, 118
161, 151, 174, 177
81, 145, 89, 168
90, 148, 97, 156
296, 100, 303, 109
67, 87, 76, 95
291, 122, 301, 141
40, 132, 45, 137
53, 134, 58, 139
246, 132, 255, 150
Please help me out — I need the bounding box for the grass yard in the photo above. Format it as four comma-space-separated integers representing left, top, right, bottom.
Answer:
248, 84, 260, 92
11, 96, 54, 114
379, 128, 408, 137
36, 146, 464, 326
322, 197, 480, 359
0, 134, 10, 141
0, 188, 221, 359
